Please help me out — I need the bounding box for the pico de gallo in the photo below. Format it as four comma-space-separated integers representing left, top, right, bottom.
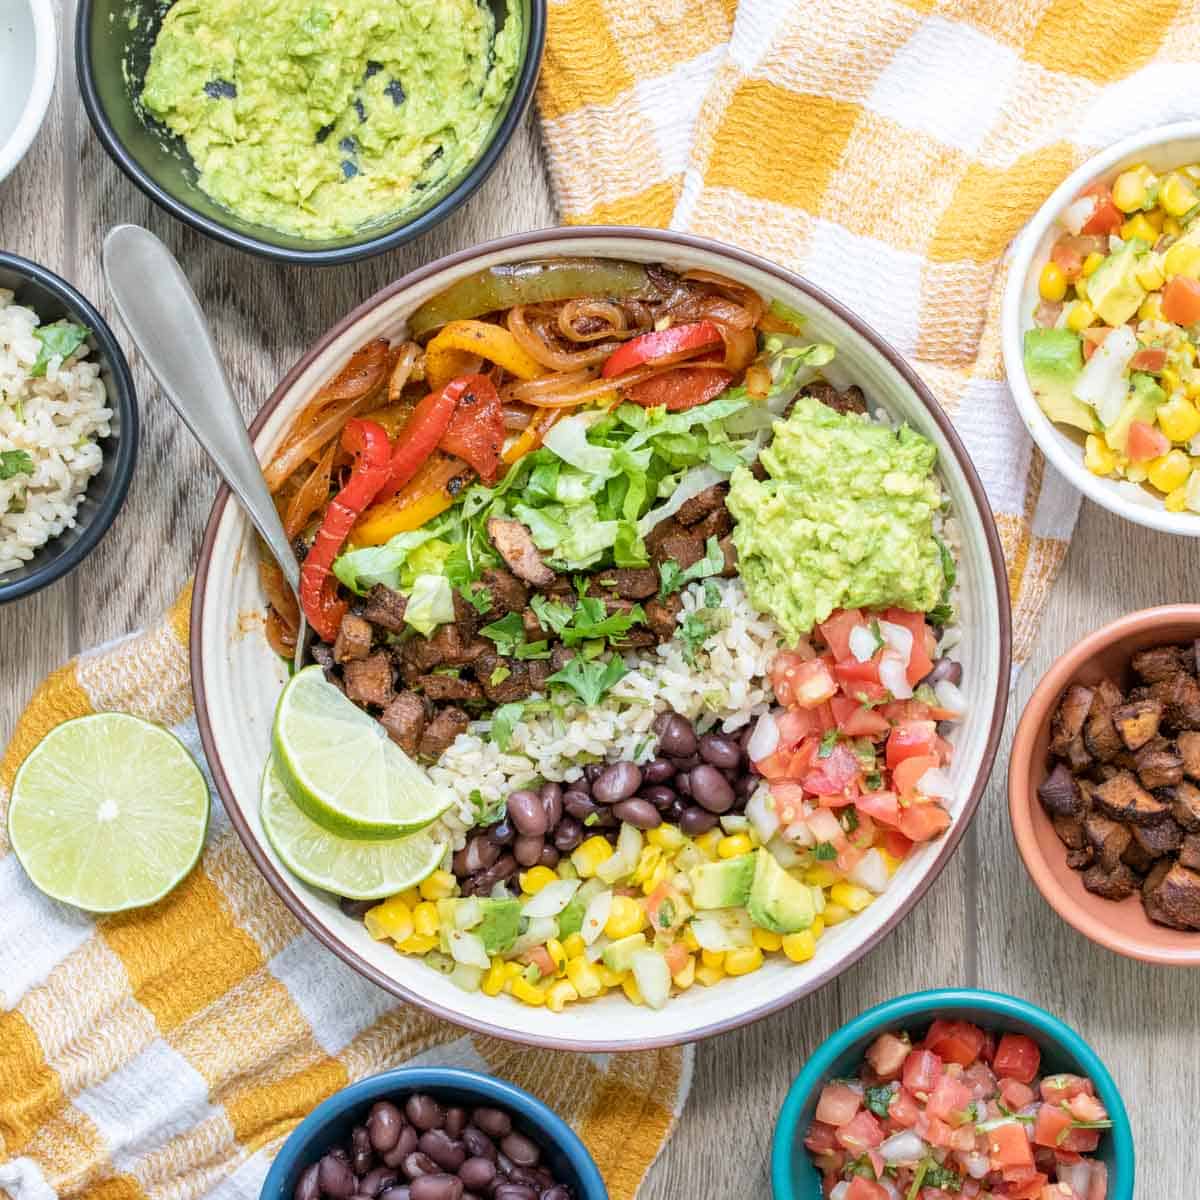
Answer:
805, 1019, 1114, 1200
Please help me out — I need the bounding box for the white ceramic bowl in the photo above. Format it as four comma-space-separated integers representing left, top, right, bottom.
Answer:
193, 229, 1011, 1050
1003, 120, 1200, 536
0, 0, 56, 183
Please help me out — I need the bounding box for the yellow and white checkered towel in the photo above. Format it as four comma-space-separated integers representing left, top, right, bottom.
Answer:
539, 0, 1199, 662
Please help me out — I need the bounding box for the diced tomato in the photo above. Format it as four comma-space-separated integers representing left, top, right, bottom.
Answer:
834, 655, 882, 686
857, 789, 902, 828
832, 695, 892, 738
1129, 346, 1167, 373
1126, 420, 1170, 462
927, 1074, 975, 1125
1001, 1172, 1049, 1199
962, 1061, 998, 1101
950, 1124, 978, 1152
803, 1120, 839, 1154
777, 706, 825, 749
883, 830, 914, 860
1086, 1161, 1108, 1200
886, 721, 939, 769
993, 1034, 1041, 1084
755, 749, 795, 781
790, 659, 839, 708
865, 1032, 912, 1081
1040, 1075, 1093, 1104
979, 1029, 997, 1064
1066, 1092, 1107, 1123
1050, 239, 1085, 280
844, 1178, 889, 1200
902, 1048, 943, 1094
818, 609, 864, 661
883, 608, 935, 684
1058, 1127, 1101, 1154
770, 650, 813, 706
923, 1116, 955, 1148
1077, 184, 1123, 236
662, 941, 690, 975
926, 1019, 988, 1068
835, 1109, 885, 1152
815, 1081, 863, 1126
888, 1087, 921, 1128
999, 1079, 1036, 1111
523, 945, 556, 977
1162, 274, 1200, 325
1032, 1103, 1073, 1149
893, 754, 941, 797
897, 799, 952, 843
987, 1121, 1034, 1170
802, 743, 860, 796
920, 1190, 957, 1200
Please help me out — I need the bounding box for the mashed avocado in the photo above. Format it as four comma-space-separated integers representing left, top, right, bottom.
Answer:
727, 396, 947, 642
141, 0, 523, 239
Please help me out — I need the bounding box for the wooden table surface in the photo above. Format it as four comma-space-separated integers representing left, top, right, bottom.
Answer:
2, 5, 1192, 1193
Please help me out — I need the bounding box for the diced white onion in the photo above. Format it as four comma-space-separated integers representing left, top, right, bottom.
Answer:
783, 819, 816, 847
849, 624, 879, 662
631, 949, 672, 1010
877, 619, 914, 664
1059, 1162, 1094, 1196
720, 814, 750, 835
830, 1183, 851, 1200
581, 890, 614, 945
1073, 323, 1136, 426
523, 878, 580, 918
934, 678, 967, 715
917, 766, 954, 799
1058, 196, 1096, 236
585, 934, 610, 962
450, 962, 483, 992
597, 823, 643, 884
746, 785, 780, 843
848, 848, 889, 894
636, 465, 727, 537
879, 1181, 901, 1200
880, 1130, 926, 1164
454, 897, 483, 930
691, 911, 754, 951
964, 1152, 990, 1180
747, 712, 780, 762
807, 807, 843, 843
767, 835, 805, 867
879, 651, 913, 700
510, 915, 559, 956
448, 930, 490, 970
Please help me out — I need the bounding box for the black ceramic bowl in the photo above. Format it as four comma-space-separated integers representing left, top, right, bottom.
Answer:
0, 253, 138, 603
76, 0, 547, 264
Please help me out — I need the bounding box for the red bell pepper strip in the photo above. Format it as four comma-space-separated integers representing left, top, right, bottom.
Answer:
624, 365, 733, 411
299, 418, 393, 643
374, 381, 461, 504
601, 320, 723, 378
438, 374, 506, 482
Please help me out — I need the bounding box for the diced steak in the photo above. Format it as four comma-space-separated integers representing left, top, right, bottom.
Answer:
1037, 763, 1081, 818
1151, 671, 1200, 730
1132, 644, 1191, 683
1177, 730, 1200, 780
527, 659, 553, 692
1142, 860, 1194, 929
379, 691, 426, 756
475, 653, 534, 703
1094, 770, 1171, 825
1049, 684, 1094, 757
1112, 698, 1163, 751
804, 382, 868, 416
479, 566, 528, 616
487, 517, 555, 586
595, 567, 659, 600
418, 706, 470, 760
612, 629, 657, 649
1133, 737, 1185, 790
333, 613, 374, 664
692, 507, 732, 542
652, 532, 706, 572
674, 484, 729, 527
1131, 817, 1183, 859
310, 642, 335, 671
361, 584, 408, 632
522, 608, 547, 640
1082, 862, 1139, 901
1061, 735, 1094, 773
1180, 834, 1200, 872
1084, 812, 1132, 871
549, 644, 575, 672
1066, 846, 1095, 870
1154, 861, 1200, 928
1083, 679, 1125, 762
343, 652, 395, 709
644, 593, 683, 640
719, 534, 738, 577
1170, 779, 1200, 831
1050, 814, 1087, 850
427, 624, 490, 667
1120, 837, 1157, 875
416, 675, 484, 702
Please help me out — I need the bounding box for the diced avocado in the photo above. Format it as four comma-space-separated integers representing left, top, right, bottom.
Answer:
602, 932, 648, 973
1087, 242, 1147, 326
557, 894, 586, 939
1022, 328, 1095, 434
1104, 371, 1164, 453
474, 899, 522, 955
688, 854, 755, 910
746, 849, 815, 935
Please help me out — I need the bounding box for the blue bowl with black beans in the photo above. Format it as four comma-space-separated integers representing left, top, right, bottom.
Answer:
260, 1066, 608, 1200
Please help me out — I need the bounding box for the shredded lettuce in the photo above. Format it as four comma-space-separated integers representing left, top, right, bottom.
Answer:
404, 574, 454, 636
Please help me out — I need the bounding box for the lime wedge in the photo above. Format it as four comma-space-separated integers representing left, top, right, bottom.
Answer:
261, 756, 446, 899
273, 665, 454, 838
8, 713, 209, 913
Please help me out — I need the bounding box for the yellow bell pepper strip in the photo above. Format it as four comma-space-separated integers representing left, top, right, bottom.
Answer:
425, 320, 545, 390
502, 407, 561, 465
351, 454, 470, 547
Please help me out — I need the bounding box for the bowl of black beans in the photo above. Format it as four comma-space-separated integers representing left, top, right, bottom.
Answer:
261, 1067, 607, 1200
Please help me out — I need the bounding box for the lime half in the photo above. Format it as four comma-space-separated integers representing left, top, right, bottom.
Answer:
261, 756, 446, 900
273, 666, 454, 838
8, 713, 209, 912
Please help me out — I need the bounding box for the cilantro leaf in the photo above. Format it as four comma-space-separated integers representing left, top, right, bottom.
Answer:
545, 655, 629, 706
657, 536, 725, 599
459, 583, 492, 615
513, 640, 550, 661
818, 729, 838, 758
31, 322, 89, 378
864, 1084, 894, 1119
561, 601, 646, 646
489, 665, 511, 686
921, 1163, 961, 1192
530, 594, 573, 636
813, 841, 837, 861
489, 703, 524, 752
0, 449, 34, 481
480, 611, 526, 655
839, 806, 859, 832
677, 611, 713, 666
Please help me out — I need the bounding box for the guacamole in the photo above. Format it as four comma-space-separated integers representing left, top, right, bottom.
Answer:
141, 0, 523, 239
727, 396, 947, 642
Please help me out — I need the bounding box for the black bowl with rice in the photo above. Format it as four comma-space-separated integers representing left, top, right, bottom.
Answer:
0, 253, 138, 603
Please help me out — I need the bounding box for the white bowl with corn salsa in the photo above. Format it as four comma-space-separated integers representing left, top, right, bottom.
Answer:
1005, 121, 1200, 535
192, 229, 1011, 1050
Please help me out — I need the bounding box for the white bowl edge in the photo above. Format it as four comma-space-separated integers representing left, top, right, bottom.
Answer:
0, 0, 57, 184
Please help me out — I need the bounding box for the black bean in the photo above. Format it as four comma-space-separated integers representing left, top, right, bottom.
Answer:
507, 1166, 542, 1187
402, 1152, 438, 1180
418, 1131, 465, 1172
612, 798, 662, 829
721, 767, 739, 785
642, 756, 675, 784
294, 1162, 320, 1200
640, 785, 677, 809
489, 819, 516, 845
507, 790, 548, 837
679, 805, 718, 835
562, 790, 598, 821
463, 836, 500, 874
514, 835, 545, 867
381, 1126, 419, 1168
493, 1187, 538, 1200
379, 1190, 411, 1200
409, 1176, 463, 1200
668, 753, 701, 772
584, 763, 605, 783
443, 1108, 467, 1139
553, 816, 584, 852
354, 1149, 375, 1176
353, 1124, 374, 1156
592, 762, 642, 804
471, 1108, 512, 1139
699, 733, 741, 769
654, 712, 697, 757
734, 773, 758, 799
350, 1193, 376, 1200
675, 771, 692, 797
539, 783, 563, 828
542, 1189, 572, 1200
689, 764, 735, 813
360, 1169, 399, 1198
492, 854, 518, 881
319, 1154, 357, 1199
921, 657, 962, 687
538, 844, 560, 869
340, 897, 375, 919
458, 1157, 497, 1191
331, 1148, 352, 1163
499, 1133, 539, 1167
664, 798, 688, 825
405, 1095, 444, 1132
461, 1127, 496, 1160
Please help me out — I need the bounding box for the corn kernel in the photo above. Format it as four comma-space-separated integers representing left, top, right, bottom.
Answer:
1188, 379, 1200, 402
1065, 301, 1096, 332
1113, 167, 1151, 212
695, 963, 725, 987
1180, 341, 1197, 364
879, 849, 903, 876
1125, 462, 1148, 483
1140, 293, 1165, 321
1165, 485, 1189, 512
562, 932, 587, 960
694, 830, 722, 859
822, 902, 851, 926
546, 938, 569, 974
701, 948, 725, 969
1136, 259, 1166, 291
1073, 275, 1089, 302
1165, 242, 1200, 280
571, 836, 614, 878
1165, 216, 1184, 238
398, 887, 421, 908
724, 947, 764, 976
566, 957, 603, 998
1038, 262, 1067, 302
621, 973, 643, 1005
396, 932, 438, 954
519, 865, 558, 896
1148, 449, 1191, 493
1161, 367, 1182, 395
1144, 207, 1165, 232
546, 979, 579, 1013
503, 961, 524, 984
419, 870, 456, 901
640, 859, 670, 896
810, 916, 825, 939
604, 895, 645, 939
1081, 251, 1105, 277
364, 896, 413, 943
672, 955, 696, 990
1157, 395, 1200, 441
1161, 173, 1200, 217
412, 901, 440, 937
782, 930, 817, 963
830, 882, 873, 913
683, 925, 701, 952
803, 865, 838, 888
482, 959, 506, 996
1121, 214, 1158, 243
511, 977, 547, 1006
717, 833, 753, 859
647, 825, 686, 852
1085, 434, 1118, 477
596, 964, 624, 988
753, 927, 784, 952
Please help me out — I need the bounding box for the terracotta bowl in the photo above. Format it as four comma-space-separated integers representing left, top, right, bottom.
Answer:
1010, 604, 1200, 965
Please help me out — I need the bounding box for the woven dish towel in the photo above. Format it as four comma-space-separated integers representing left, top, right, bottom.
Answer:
539, 0, 1199, 664
0, 583, 689, 1200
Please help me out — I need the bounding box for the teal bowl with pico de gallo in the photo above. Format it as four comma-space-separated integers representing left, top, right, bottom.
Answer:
771, 989, 1133, 1200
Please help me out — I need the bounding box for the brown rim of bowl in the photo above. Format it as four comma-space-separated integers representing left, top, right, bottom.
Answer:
1009, 603, 1200, 967
191, 226, 1014, 1050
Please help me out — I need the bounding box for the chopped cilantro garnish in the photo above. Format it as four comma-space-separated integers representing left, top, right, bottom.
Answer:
459, 583, 492, 614
545, 655, 629, 705
657, 536, 725, 598
513, 640, 551, 661
864, 1084, 894, 1118
489, 665, 511, 686
0, 449, 34, 480
480, 611, 526, 655
489, 702, 524, 752
31, 321, 89, 377
839, 807, 859, 832
865, 771, 883, 790
813, 841, 837, 861
530, 594, 574, 636
818, 729, 839, 758
676, 611, 713, 666
921, 1162, 961, 1192
559, 596, 646, 646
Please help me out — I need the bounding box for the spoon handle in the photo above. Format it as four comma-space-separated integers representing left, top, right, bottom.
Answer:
102, 224, 299, 593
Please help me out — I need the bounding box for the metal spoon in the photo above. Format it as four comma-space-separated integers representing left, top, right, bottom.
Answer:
102, 224, 309, 672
